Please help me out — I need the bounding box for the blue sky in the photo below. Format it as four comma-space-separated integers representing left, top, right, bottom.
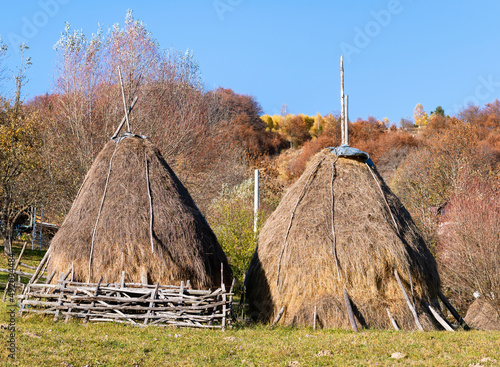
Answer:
1, 0, 500, 124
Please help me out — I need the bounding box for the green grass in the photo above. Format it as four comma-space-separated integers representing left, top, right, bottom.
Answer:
0, 243, 499, 366
0, 310, 499, 366
0, 242, 46, 288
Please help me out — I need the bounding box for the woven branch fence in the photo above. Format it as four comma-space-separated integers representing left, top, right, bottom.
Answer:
19, 277, 235, 329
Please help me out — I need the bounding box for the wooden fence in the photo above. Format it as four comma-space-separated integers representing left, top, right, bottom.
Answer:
3, 245, 235, 329
19, 277, 235, 330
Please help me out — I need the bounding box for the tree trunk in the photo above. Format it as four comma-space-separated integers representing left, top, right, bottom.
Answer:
2, 225, 13, 257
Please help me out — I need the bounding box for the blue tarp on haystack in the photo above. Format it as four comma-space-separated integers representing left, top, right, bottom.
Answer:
329, 145, 374, 166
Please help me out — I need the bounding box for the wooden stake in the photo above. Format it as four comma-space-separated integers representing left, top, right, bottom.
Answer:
34, 258, 49, 284
394, 269, 424, 331
53, 281, 66, 321
385, 308, 399, 331
343, 288, 358, 332
271, 306, 286, 327
221, 280, 227, 331
85, 276, 102, 323
27, 247, 51, 286
438, 291, 469, 330
254, 169, 259, 236
144, 283, 159, 325
45, 269, 56, 284
145, 152, 154, 254
340, 55, 345, 145
424, 301, 454, 331
58, 267, 72, 283
65, 289, 78, 323
344, 94, 349, 146
313, 304, 317, 331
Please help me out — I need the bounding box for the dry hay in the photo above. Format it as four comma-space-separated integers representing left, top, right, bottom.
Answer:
465, 298, 500, 331
48, 134, 232, 289
245, 148, 442, 330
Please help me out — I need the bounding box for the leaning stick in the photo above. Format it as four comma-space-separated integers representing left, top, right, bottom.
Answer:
394, 269, 424, 331
438, 291, 469, 330
277, 157, 326, 286
45, 269, 56, 284
145, 152, 154, 253
424, 301, 454, 331
34, 257, 49, 284
386, 308, 400, 331
118, 66, 131, 132
367, 164, 399, 232
89, 143, 119, 283
27, 247, 51, 286
343, 288, 358, 332
111, 96, 138, 139
313, 304, 317, 331
271, 306, 286, 327
330, 157, 341, 282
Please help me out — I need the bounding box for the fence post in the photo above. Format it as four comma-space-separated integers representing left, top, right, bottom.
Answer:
254, 169, 259, 236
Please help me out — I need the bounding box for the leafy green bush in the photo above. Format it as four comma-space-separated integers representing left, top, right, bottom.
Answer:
207, 179, 263, 282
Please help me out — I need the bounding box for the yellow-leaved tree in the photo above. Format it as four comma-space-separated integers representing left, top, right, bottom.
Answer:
414, 103, 429, 127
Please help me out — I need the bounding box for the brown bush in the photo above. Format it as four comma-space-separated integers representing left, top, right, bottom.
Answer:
437, 176, 500, 315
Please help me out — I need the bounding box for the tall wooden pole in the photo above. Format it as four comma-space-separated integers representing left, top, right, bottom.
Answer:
39, 205, 43, 250
340, 56, 345, 145
118, 66, 131, 132
345, 94, 349, 146
31, 207, 36, 250
254, 169, 259, 235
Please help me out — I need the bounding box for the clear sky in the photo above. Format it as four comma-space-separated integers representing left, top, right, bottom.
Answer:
1, 0, 500, 124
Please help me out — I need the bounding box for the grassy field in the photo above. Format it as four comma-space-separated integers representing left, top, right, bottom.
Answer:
0, 243, 499, 366
0, 311, 499, 366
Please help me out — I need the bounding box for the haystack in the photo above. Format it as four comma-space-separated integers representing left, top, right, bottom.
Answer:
245, 147, 446, 330
48, 133, 232, 289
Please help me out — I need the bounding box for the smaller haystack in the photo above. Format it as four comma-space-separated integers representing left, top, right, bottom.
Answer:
245, 147, 448, 330
48, 133, 231, 288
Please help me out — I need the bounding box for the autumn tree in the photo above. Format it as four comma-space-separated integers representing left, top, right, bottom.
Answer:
0, 45, 46, 255
413, 103, 428, 127
281, 114, 311, 147
310, 113, 324, 137
391, 111, 500, 248
45, 11, 284, 218
399, 118, 414, 131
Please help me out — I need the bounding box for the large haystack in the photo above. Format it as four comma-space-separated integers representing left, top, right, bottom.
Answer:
48, 134, 231, 288
245, 147, 443, 330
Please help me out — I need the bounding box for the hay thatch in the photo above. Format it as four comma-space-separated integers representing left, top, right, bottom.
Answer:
48, 134, 231, 289
245, 148, 443, 330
